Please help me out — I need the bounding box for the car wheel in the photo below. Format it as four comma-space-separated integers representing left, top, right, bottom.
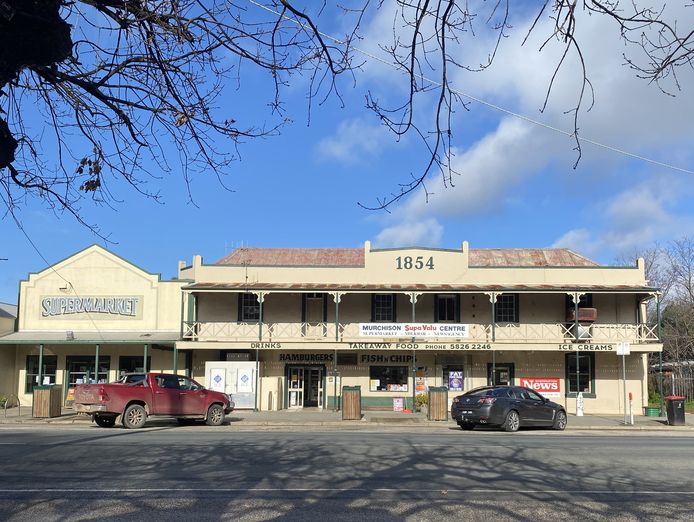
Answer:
205, 404, 224, 426
553, 410, 567, 431
123, 404, 147, 429
459, 422, 475, 431
94, 415, 116, 428
503, 410, 520, 432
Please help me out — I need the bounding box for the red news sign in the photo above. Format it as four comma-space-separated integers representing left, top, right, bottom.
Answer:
520, 378, 561, 398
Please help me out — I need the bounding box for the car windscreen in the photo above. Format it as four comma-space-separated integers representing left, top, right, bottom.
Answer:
464, 388, 510, 398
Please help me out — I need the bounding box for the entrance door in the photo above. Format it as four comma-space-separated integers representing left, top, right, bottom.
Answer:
288, 367, 304, 408
286, 366, 324, 408
488, 364, 515, 386
304, 367, 324, 408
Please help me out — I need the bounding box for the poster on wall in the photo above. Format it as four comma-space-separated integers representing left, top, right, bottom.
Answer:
210, 368, 226, 393
519, 378, 561, 398
415, 367, 428, 393
237, 368, 254, 393
448, 371, 464, 391
393, 397, 404, 412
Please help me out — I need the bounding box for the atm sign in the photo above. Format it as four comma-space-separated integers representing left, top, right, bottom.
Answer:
520, 378, 561, 398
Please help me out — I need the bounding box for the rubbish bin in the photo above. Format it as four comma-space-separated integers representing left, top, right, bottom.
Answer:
427, 386, 449, 421
342, 386, 361, 420
665, 395, 686, 426
32, 385, 63, 418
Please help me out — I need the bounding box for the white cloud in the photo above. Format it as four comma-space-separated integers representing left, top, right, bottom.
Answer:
552, 176, 694, 259
315, 118, 394, 164
363, 4, 694, 250
374, 218, 443, 248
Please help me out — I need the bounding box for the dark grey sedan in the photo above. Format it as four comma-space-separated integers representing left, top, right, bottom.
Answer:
450, 385, 567, 432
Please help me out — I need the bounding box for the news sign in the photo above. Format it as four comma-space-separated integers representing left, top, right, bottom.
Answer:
519, 378, 561, 398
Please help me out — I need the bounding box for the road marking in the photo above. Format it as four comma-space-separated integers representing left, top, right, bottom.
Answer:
0, 488, 692, 495
0, 442, 27, 445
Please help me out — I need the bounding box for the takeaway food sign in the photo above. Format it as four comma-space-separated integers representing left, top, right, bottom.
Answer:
520, 378, 561, 398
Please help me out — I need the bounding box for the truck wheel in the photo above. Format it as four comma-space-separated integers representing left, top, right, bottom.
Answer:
123, 404, 147, 429
94, 415, 116, 428
205, 404, 224, 426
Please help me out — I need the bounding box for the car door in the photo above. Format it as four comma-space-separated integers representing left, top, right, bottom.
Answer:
520, 388, 553, 425
525, 389, 556, 424
152, 374, 181, 415
178, 376, 207, 415
516, 388, 542, 424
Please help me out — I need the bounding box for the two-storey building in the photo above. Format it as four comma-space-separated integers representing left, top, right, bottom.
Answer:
177, 241, 661, 415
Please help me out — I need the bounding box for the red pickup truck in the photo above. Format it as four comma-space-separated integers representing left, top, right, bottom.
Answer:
74, 373, 234, 429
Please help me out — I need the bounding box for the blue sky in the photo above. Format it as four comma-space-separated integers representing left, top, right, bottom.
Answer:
1, 2, 693, 304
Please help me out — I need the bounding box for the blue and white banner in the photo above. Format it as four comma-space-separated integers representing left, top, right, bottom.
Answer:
360, 323, 468, 337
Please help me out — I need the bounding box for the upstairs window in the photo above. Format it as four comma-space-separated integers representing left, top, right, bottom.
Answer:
372, 294, 396, 322
495, 294, 519, 323
436, 294, 459, 323
239, 293, 261, 322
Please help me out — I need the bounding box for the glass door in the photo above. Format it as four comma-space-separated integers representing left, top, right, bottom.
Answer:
305, 367, 324, 408
288, 366, 304, 408
488, 363, 515, 386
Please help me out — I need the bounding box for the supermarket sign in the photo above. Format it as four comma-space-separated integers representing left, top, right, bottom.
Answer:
520, 378, 561, 398
359, 323, 469, 337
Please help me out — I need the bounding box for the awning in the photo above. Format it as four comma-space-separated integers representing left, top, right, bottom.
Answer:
0, 331, 180, 345
182, 282, 658, 293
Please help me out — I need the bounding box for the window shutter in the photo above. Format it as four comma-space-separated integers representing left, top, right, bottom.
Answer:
392, 293, 397, 322
237, 294, 243, 322
455, 294, 461, 323
434, 294, 439, 323
371, 294, 376, 322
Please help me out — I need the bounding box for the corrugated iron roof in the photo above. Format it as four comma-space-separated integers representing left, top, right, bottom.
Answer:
216, 248, 365, 267
215, 247, 599, 268
468, 248, 598, 267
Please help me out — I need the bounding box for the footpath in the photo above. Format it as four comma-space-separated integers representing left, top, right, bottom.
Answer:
1, 406, 693, 431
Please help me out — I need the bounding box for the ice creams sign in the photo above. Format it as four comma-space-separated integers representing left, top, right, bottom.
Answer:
41, 296, 140, 317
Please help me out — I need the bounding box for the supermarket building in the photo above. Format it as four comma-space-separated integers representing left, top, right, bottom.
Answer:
0, 242, 662, 415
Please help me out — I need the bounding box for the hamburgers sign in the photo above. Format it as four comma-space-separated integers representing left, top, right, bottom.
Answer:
520, 378, 561, 398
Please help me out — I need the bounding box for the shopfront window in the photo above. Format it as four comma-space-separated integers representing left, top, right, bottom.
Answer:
119, 356, 151, 376
369, 366, 408, 392
25, 355, 58, 393
566, 352, 595, 397
66, 356, 110, 386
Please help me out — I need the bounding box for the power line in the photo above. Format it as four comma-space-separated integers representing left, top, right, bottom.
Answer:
248, 0, 694, 176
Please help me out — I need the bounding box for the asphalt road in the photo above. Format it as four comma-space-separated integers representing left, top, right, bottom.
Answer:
1, 425, 693, 521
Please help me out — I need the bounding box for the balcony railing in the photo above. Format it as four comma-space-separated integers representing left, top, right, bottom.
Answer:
182, 321, 660, 344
